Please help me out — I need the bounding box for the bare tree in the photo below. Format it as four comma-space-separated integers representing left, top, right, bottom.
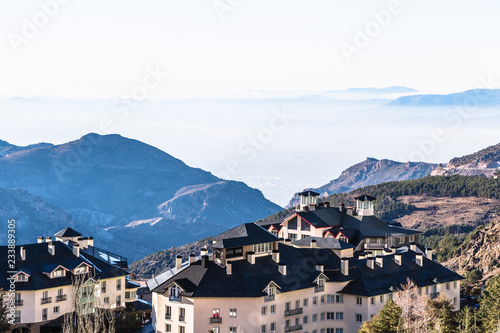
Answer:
63, 272, 115, 333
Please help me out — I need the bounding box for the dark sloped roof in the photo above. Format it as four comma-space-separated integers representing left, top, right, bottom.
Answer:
337, 228, 358, 239
150, 245, 463, 298
338, 251, 464, 296
212, 223, 279, 249
354, 194, 377, 201
0, 242, 128, 291
358, 216, 421, 238
296, 209, 342, 228
298, 190, 320, 197
292, 236, 355, 250
54, 227, 82, 238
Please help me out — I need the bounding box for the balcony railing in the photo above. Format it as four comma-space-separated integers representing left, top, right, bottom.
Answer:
42, 315, 48, 321
14, 317, 21, 324
430, 292, 439, 299
169, 295, 182, 303
56, 295, 67, 302
14, 299, 23, 306
364, 243, 386, 250
264, 294, 275, 302
165, 314, 171, 320
284, 324, 303, 332
41, 297, 52, 305
314, 285, 324, 293
179, 316, 185, 322
210, 317, 222, 323
284, 308, 303, 317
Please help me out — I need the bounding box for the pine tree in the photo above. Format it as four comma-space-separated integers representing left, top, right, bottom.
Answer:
426, 295, 458, 333
359, 298, 402, 333
479, 274, 500, 333
458, 306, 477, 333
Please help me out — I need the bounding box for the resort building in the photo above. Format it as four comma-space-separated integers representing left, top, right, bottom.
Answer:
149, 221, 462, 333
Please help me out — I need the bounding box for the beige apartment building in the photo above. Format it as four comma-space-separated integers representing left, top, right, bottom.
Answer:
0, 227, 139, 333
149, 221, 462, 333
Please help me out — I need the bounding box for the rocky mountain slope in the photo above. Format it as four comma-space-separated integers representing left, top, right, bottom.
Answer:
388, 89, 500, 106
0, 134, 281, 260
431, 142, 500, 178
287, 158, 436, 207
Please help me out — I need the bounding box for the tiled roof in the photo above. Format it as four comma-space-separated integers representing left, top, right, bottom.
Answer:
292, 236, 355, 250
54, 227, 82, 238
0, 242, 128, 291
211, 223, 279, 249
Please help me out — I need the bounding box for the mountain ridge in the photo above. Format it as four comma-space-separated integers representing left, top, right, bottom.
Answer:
388, 89, 500, 106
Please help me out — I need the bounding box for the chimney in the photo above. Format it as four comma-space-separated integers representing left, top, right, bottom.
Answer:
304, 206, 310, 213
375, 255, 383, 268
415, 253, 424, 266
202, 255, 210, 268
390, 246, 397, 254
37, 237, 44, 244
201, 248, 208, 257
48, 241, 55, 255
383, 248, 392, 255
341, 258, 349, 276
20, 246, 26, 261
358, 252, 366, 260
226, 261, 232, 275
272, 250, 280, 263
339, 203, 345, 212
308, 204, 316, 211
176, 255, 182, 270
366, 251, 374, 258
310, 239, 317, 248
73, 244, 80, 257
189, 253, 196, 265
278, 263, 287, 275
409, 242, 417, 252
87, 237, 94, 247
316, 264, 324, 272
426, 247, 434, 260
284, 238, 292, 245
45, 236, 52, 243
394, 253, 402, 265
247, 252, 255, 264
367, 257, 375, 269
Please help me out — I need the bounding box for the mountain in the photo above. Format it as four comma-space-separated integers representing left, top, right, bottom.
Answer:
0, 133, 281, 260
344, 86, 418, 94
287, 158, 436, 207
431, 143, 500, 177
388, 89, 500, 106
0, 139, 53, 156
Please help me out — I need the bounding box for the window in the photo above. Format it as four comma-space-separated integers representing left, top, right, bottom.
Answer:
303, 315, 308, 324
253, 242, 273, 254
226, 247, 243, 258
301, 221, 311, 231
453, 297, 457, 305
288, 217, 298, 230
42, 308, 48, 321
446, 282, 450, 290
355, 314, 363, 322
75, 266, 87, 274
53, 268, 64, 278
336, 295, 343, 303
295, 300, 300, 308
104, 297, 109, 304
399, 237, 405, 243
312, 314, 317, 322
261, 325, 266, 333
453, 281, 457, 289
15, 310, 21, 323
125, 292, 131, 299
116, 279, 121, 291
116, 295, 121, 307
43, 291, 48, 299
179, 326, 185, 333
262, 306, 266, 316
380, 295, 383, 303
370, 297, 375, 305
356, 296, 362, 305
320, 329, 325, 333
230, 308, 237, 317
101, 281, 106, 293
270, 305, 275, 314
229, 327, 237, 333
313, 296, 318, 305
339, 235, 348, 242
17, 273, 27, 281
321, 295, 325, 304
179, 308, 186, 321
285, 302, 291, 311
327, 312, 334, 320
166, 306, 172, 319
336, 312, 343, 320
165, 324, 171, 332
53, 306, 59, 314
336, 329, 343, 333
327, 295, 334, 303
270, 322, 276, 332
320, 312, 325, 321
288, 233, 297, 241
327, 329, 334, 333
303, 298, 308, 307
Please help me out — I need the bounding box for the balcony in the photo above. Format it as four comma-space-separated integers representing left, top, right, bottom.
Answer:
314, 285, 324, 293
56, 295, 67, 302
42, 314, 48, 321
14, 317, 21, 324
179, 316, 185, 322
264, 294, 275, 302
14, 299, 23, 306
169, 295, 182, 303
210, 317, 222, 324
364, 243, 386, 250
430, 292, 440, 299
165, 314, 171, 320
41, 297, 52, 305
284, 324, 302, 332
284, 308, 303, 317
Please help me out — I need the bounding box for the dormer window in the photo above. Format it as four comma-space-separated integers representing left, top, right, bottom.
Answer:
339, 236, 348, 243
52, 268, 65, 278
16, 273, 28, 282
75, 265, 88, 275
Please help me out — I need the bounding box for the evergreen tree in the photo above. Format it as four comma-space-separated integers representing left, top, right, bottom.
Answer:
426, 295, 458, 333
479, 274, 500, 333
458, 306, 478, 333
359, 298, 402, 333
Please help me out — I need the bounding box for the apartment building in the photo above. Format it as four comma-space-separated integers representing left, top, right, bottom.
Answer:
0, 227, 136, 333
149, 222, 462, 333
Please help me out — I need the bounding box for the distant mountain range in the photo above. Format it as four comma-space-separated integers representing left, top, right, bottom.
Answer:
388, 89, 500, 106
0, 134, 281, 260
344, 86, 418, 94
287, 158, 437, 207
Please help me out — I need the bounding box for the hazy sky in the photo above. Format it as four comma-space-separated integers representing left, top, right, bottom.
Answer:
1, 0, 500, 99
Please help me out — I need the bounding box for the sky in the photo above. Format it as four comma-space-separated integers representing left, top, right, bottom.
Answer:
1, 0, 500, 205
